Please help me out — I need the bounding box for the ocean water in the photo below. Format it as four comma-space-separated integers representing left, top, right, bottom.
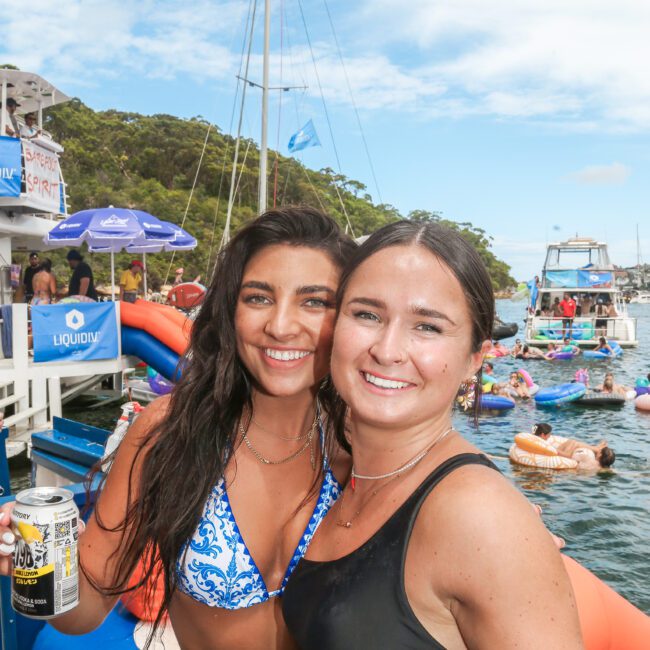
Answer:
9, 301, 649, 613
455, 300, 650, 613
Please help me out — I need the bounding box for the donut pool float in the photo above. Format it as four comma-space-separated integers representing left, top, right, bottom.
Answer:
535, 383, 586, 407
574, 392, 626, 407
479, 394, 515, 411
635, 394, 650, 412
583, 341, 623, 359
509, 432, 578, 469
549, 350, 580, 360
516, 368, 539, 396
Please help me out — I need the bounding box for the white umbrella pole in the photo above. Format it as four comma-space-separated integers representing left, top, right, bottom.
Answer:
111, 251, 115, 301
142, 253, 148, 300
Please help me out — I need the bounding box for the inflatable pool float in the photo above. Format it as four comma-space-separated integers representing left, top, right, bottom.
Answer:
479, 394, 515, 410
574, 392, 626, 407
549, 350, 580, 360
634, 378, 650, 396
535, 383, 586, 407
538, 322, 595, 341
516, 369, 539, 396
509, 432, 577, 469
635, 394, 650, 412
582, 341, 623, 360
562, 554, 650, 650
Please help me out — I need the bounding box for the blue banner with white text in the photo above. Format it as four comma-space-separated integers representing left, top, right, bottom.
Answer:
32, 302, 119, 362
0, 135, 21, 197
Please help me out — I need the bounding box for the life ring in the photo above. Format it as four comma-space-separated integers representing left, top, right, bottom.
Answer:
508, 445, 577, 469
535, 383, 586, 407
509, 433, 577, 469
562, 554, 650, 649
550, 350, 579, 360
635, 394, 650, 412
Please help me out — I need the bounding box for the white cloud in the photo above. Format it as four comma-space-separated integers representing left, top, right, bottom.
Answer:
565, 163, 631, 186
0, 0, 245, 84
356, 0, 650, 130
3, 0, 650, 131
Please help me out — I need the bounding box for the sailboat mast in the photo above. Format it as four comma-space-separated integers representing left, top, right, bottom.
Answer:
258, 0, 270, 214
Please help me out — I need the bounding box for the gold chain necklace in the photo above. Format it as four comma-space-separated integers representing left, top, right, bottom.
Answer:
239, 414, 318, 469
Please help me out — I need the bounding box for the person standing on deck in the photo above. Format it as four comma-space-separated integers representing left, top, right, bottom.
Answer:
559, 292, 576, 339
119, 260, 143, 303
22, 251, 40, 303
31, 259, 57, 304
66, 250, 98, 301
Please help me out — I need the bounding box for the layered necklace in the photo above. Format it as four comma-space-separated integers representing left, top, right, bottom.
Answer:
239, 405, 319, 470
336, 426, 454, 529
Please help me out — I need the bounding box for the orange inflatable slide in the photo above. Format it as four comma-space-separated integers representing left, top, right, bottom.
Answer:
120, 299, 191, 355
562, 555, 650, 649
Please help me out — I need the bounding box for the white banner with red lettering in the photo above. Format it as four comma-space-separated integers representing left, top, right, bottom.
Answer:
22, 140, 62, 213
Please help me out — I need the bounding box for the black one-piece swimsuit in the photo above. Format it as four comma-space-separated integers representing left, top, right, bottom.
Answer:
282, 453, 499, 650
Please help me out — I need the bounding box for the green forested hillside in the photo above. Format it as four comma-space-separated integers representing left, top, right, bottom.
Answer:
34, 99, 515, 290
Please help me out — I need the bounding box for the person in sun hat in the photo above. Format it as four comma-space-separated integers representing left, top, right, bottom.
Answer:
119, 259, 143, 303
173, 267, 184, 286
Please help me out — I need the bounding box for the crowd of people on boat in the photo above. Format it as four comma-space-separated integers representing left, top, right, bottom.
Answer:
0, 209, 586, 649
15, 249, 141, 305
1, 97, 49, 141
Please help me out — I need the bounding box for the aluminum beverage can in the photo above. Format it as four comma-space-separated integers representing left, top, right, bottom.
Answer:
11, 487, 80, 618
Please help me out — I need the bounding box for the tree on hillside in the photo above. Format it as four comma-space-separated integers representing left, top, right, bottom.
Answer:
36, 99, 515, 290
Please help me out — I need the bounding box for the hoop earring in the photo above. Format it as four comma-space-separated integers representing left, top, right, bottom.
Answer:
457, 375, 478, 411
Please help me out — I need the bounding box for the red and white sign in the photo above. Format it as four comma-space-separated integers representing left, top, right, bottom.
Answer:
23, 140, 62, 213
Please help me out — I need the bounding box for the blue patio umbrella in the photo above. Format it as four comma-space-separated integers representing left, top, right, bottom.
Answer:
44, 207, 177, 299
87, 220, 197, 295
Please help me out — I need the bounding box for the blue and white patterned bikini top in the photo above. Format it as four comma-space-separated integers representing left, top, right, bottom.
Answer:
175, 427, 341, 610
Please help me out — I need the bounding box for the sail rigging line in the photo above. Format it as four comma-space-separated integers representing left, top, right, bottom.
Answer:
322, 0, 383, 205
206, 0, 258, 279
163, 121, 212, 287
272, 0, 286, 208
222, 0, 259, 251
296, 0, 355, 237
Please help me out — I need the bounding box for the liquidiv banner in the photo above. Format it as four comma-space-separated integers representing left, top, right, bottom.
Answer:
0, 135, 21, 197
32, 302, 118, 363
23, 140, 62, 213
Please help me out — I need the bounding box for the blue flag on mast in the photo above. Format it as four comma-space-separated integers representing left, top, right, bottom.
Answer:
288, 120, 321, 153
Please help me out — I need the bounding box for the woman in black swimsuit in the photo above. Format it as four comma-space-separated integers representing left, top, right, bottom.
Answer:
283, 221, 583, 649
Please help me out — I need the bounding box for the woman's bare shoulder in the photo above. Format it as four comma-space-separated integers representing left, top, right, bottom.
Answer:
123, 394, 172, 445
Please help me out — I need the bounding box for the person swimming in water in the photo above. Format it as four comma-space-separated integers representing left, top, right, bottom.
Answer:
532, 423, 615, 470
595, 372, 631, 396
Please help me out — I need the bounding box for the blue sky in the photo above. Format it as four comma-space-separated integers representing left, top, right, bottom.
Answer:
3, 0, 650, 279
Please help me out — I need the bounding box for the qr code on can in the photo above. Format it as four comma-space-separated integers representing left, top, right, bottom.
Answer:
55, 520, 71, 539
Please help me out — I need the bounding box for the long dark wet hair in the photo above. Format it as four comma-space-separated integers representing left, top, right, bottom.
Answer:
330, 220, 495, 443
86, 206, 355, 643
